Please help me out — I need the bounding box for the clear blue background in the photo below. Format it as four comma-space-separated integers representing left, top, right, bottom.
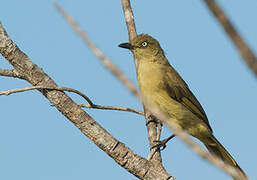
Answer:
0, 1, 256, 180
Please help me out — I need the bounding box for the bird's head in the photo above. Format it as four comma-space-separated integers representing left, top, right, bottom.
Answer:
119, 34, 164, 59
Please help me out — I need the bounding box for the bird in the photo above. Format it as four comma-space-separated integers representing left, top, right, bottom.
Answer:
118, 34, 246, 177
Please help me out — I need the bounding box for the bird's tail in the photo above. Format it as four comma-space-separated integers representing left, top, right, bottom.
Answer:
203, 135, 246, 178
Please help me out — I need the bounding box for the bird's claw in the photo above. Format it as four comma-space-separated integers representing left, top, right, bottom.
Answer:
151, 134, 176, 151
152, 140, 167, 151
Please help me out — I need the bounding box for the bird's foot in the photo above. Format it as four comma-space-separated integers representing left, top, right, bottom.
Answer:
151, 134, 176, 151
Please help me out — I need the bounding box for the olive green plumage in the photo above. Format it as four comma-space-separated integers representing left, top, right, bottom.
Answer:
119, 34, 245, 176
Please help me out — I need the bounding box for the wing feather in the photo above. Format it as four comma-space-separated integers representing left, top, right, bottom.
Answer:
164, 67, 212, 132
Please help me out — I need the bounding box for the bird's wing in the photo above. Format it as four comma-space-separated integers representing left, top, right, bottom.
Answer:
164, 68, 212, 132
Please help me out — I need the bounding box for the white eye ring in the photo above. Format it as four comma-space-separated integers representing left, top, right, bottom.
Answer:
141, 41, 148, 47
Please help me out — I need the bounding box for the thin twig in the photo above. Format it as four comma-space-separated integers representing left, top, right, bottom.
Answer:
80, 104, 144, 116
121, 0, 166, 170
147, 147, 159, 161
0, 86, 94, 105
0, 69, 24, 79
121, 0, 137, 42
156, 122, 162, 141
147, 121, 163, 161
0, 85, 144, 116
204, 0, 257, 77
54, 3, 140, 97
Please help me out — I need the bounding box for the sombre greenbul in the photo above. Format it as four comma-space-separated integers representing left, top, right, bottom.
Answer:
119, 34, 246, 177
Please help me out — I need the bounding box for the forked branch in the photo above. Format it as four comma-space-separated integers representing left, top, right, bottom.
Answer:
0, 22, 172, 180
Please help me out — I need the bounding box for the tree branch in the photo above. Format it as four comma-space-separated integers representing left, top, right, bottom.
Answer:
121, 0, 167, 173
0, 22, 172, 180
80, 104, 144, 116
0, 85, 144, 116
204, 0, 257, 77
0, 69, 25, 79
121, 0, 137, 42
54, 3, 140, 97
0, 85, 94, 105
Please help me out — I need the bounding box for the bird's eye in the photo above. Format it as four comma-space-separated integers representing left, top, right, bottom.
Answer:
141, 41, 148, 47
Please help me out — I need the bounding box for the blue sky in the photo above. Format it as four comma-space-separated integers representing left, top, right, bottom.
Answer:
0, 1, 256, 180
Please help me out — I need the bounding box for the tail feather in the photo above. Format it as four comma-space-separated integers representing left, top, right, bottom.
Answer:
204, 135, 246, 178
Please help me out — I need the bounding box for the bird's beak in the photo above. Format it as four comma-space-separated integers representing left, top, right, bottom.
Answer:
118, 43, 138, 50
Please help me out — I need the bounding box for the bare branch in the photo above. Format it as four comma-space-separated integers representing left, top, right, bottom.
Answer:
120, 0, 167, 174
121, 0, 137, 42
54, 3, 140, 97
0, 22, 172, 180
204, 0, 257, 77
0, 85, 144, 115
0, 69, 16, 77
0, 69, 24, 79
0, 85, 94, 106
80, 104, 144, 116
147, 122, 163, 161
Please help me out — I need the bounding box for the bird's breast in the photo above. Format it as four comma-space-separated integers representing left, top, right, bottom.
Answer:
137, 61, 172, 111
137, 61, 165, 96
